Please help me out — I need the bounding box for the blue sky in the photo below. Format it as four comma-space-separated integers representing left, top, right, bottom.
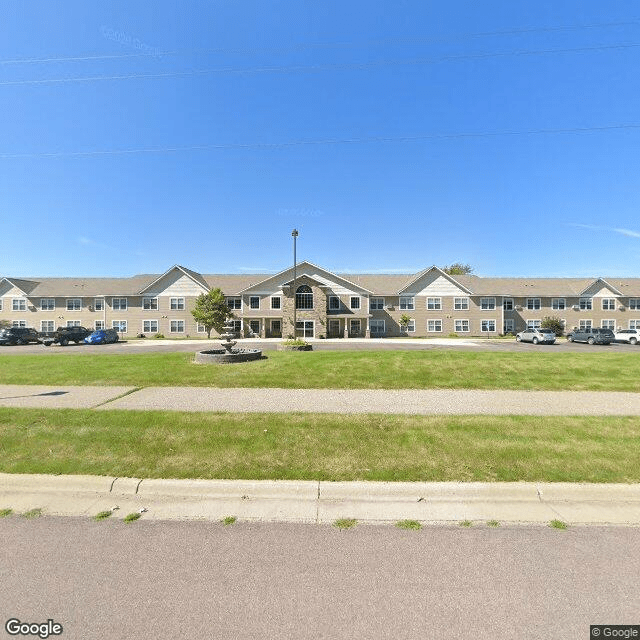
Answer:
1, 1, 640, 278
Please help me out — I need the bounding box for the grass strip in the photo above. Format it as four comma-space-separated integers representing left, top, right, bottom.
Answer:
1, 350, 640, 390
1, 407, 639, 482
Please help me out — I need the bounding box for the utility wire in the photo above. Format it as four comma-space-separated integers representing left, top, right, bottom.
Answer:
1, 123, 638, 159
1, 41, 638, 87
0, 18, 638, 65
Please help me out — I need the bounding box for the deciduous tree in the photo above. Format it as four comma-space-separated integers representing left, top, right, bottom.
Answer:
191, 288, 230, 339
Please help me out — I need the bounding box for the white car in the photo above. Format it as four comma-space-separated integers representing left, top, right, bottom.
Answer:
614, 329, 640, 345
515, 328, 556, 344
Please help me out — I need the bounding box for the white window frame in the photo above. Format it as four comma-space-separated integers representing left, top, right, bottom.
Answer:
40, 298, 55, 311
143, 320, 159, 333
370, 297, 384, 310
95, 320, 105, 330
552, 298, 565, 310
579, 319, 592, 330
399, 296, 415, 310
503, 298, 513, 311
270, 296, 281, 310
40, 320, 55, 333
481, 319, 497, 332
579, 297, 593, 310
629, 299, 640, 310
503, 319, 515, 333
250, 296, 260, 310
454, 319, 470, 333
601, 298, 616, 311
170, 319, 185, 333
66, 320, 81, 328
66, 298, 81, 312
112, 297, 127, 311
526, 298, 541, 310
404, 319, 415, 333
329, 296, 340, 311
526, 319, 541, 329
427, 319, 442, 333
249, 319, 261, 334
601, 319, 615, 329
297, 320, 315, 338
170, 297, 185, 311
226, 297, 242, 310
94, 298, 104, 311
197, 323, 206, 333
12, 320, 27, 328
112, 320, 127, 333
480, 298, 496, 310
350, 296, 361, 310
12, 298, 27, 311
143, 297, 158, 311
630, 319, 640, 330
426, 297, 442, 310
454, 297, 469, 310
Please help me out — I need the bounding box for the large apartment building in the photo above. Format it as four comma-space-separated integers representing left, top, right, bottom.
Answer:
2, 262, 640, 339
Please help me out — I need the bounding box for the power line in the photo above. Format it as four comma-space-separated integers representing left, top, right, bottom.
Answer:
0, 18, 638, 66
1, 41, 639, 87
1, 123, 638, 159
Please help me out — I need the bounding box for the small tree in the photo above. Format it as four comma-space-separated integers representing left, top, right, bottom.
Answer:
191, 288, 230, 338
0, 319, 10, 330
541, 316, 565, 336
442, 263, 474, 275
399, 313, 411, 333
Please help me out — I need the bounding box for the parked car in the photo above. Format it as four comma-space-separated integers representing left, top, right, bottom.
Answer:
84, 328, 119, 345
42, 326, 92, 346
0, 327, 41, 345
566, 327, 614, 345
515, 328, 556, 344
613, 329, 640, 345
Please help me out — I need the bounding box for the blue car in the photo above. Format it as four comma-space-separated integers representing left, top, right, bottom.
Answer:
84, 329, 119, 345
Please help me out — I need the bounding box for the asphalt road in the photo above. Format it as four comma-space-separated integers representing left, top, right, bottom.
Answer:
1, 337, 638, 355
1, 516, 638, 640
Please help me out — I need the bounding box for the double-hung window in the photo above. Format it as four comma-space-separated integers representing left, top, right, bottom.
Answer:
270, 296, 281, 310
143, 297, 158, 310
526, 298, 541, 310
426, 297, 441, 310
427, 319, 442, 332
399, 296, 414, 310
454, 319, 470, 333
226, 297, 241, 310
579, 298, 592, 310
602, 298, 616, 311
350, 296, 360, 310
66, 298, 81, 311
454, 297, 469, 310
170, 320, 185, 333
503, 298, 513, 311
170, 297, 185, 311
552, 298, 565, 310
370, 297, 384, 310
250, 296, 260, 310
143, 320, 158, 333
629, 299, 640, 310
94, 298, 104, 311
112, 298, 127, 311
112, 320, 127, 332
40, 298, 55, 311
481, 319, 496, 332
329, 296, 340, 311
480, 298, 495, 310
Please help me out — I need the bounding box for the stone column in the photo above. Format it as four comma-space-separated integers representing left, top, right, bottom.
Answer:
365, 317, 371, 339
260, 320, 266, 339
344, 320, 349, 338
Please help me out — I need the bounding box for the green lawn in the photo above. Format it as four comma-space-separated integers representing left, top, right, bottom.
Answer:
0, 407, 638, 482
1, 350, 639, 390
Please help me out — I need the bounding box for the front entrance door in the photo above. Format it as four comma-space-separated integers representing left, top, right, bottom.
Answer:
349, 319, 361, 336
296, 321, 314, 338
328, 319, 340, 338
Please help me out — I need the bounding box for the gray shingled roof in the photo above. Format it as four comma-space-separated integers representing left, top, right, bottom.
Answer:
4, 268, 640, 297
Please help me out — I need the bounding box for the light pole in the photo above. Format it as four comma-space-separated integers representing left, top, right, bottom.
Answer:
292, 229, 298, 338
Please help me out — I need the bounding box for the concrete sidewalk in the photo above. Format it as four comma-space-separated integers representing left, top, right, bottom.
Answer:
2, 474, 640, 526
3, 384, 640, 415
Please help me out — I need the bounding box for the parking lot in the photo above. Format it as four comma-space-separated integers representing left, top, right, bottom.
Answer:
1, 337, 639, 355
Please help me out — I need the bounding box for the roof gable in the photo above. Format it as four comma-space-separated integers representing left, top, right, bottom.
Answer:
239, 261, 373, 294
138, 265, 209, 296
398, 266, 473, 295
0, 277, 39, 296
579, 278, 623, 297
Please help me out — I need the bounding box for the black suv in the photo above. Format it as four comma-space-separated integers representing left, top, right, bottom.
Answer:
566, 327, 614, 345
0, 327, 41, 345
42, 326, 92, 346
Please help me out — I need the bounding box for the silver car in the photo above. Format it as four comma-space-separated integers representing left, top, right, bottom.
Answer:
515, 328, 556, 344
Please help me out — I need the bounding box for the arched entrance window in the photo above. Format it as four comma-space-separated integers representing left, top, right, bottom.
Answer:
295, 285, 313, 309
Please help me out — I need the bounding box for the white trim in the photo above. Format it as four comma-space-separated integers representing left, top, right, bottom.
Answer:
426, 297, 442, 310
66, 298, 82, 311
454, 297, 469, 310
427, 319, 443, 332
454, 319, 470, 333
169, 319, 185, 333
270, 295, 281, 310
480, 297, 496, 310
112, 297, 128, 311
40, 298, 55, 311
349, 295, 361, 310
12, 298, 27, 311
329, 296, 341, 310
552, 298, 565, 310
142, 297, 158, 311
170, 297, 185, 311
143, 319, 159, 333
481, 319, 497, 332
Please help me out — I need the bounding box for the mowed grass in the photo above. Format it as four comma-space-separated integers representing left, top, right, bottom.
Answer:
1, 350, 639, 390
1, 407, 639, 482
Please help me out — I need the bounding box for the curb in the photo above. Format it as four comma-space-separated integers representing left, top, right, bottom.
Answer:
2, 474, 640, 525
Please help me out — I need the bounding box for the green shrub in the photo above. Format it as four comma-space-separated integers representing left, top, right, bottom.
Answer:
541, 316, 565, 336
153, 333, 165, 339
448, 332, 459, 338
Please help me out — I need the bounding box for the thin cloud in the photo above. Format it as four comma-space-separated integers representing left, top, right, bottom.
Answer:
566, 223, 640, 238
613, 228, 640, 238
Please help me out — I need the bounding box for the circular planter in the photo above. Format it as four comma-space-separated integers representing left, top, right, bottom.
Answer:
276, 344, 313, 351
194, 349, 262, 364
